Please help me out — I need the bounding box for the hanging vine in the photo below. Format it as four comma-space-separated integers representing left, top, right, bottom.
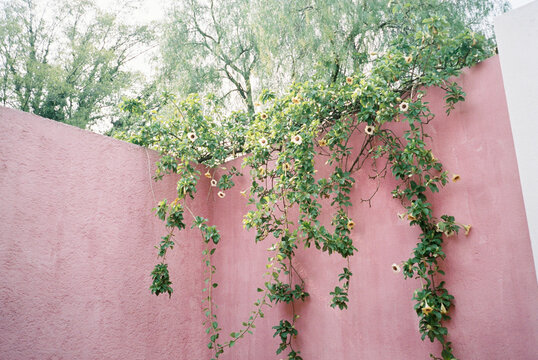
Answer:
118, 14, 486, 360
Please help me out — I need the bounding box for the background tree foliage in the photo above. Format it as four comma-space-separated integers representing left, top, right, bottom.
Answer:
0, 0, 510, 130
157, 0, 509, 116
0, 0, 154, 128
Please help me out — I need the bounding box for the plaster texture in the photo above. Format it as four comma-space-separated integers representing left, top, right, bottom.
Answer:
0, 56, 537, 360
0, 110, 211, 359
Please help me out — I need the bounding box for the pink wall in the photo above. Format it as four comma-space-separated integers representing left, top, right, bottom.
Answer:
0, 110, 211, 359
0, 56, 536, 360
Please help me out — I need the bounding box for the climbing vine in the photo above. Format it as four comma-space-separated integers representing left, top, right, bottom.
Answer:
118, 14, 485, 360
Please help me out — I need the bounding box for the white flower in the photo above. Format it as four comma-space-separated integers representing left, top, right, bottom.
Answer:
258, 137, 269, 147
405, 55, 413, 64
452, 174, 461, 183
260, 113, 268, 120
291, 134, 303, 145
364, 125, 375, 135
217, 191, 226, 198
399, 102, 409, 112
392, 263, 401, 273
210, 179, 217, 187
187, 132, 197, 141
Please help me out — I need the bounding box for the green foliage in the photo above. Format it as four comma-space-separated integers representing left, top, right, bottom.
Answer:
132, 7, 492, 360
272, 320, 302, 359
150, 263, 173, 297
330, 267, 353, 310
156, 0, 509, 116
0, 0, 153, 128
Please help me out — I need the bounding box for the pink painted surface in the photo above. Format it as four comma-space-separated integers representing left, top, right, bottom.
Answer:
0, 56, 537, 360
0, 110, 211, 359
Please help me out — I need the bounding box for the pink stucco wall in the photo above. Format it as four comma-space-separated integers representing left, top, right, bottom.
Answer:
0, 110, 211, 359
0, 56, 536, 359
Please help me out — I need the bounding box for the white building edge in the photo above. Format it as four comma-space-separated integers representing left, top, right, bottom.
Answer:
495, 0, 538, 281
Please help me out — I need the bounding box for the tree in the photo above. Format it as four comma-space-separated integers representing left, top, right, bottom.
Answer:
0, 0, 154, 128
161, 0, 259, 116
158, 0, 509, 114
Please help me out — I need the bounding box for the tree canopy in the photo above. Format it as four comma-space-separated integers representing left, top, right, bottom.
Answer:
0, 0, 154, 128
157, 0, 509, 115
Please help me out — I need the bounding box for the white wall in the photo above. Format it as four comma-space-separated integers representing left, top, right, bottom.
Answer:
495, 0, 538, 280
511, 0, 535, 8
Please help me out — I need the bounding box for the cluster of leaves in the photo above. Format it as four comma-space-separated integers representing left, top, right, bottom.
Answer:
330, 267, 352, 310
121, 10, 490, 360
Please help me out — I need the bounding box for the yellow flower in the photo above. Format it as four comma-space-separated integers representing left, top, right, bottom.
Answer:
463, 224, 472, 236
435, 223, 443, 232
258, 167, 266, 176
441, 303, 448, 315
282, 163, 291, 171
364, 125, 375, 135
204, 171, 212, 179
260, 113, 268, 120
291, 134, 303, 145
292, 96, 300, 104
318, 138, 327, 147
217, 191, 226, 198
392, 263, 401, 273
452, 174, 461, 182
258, 137, 269, 147
187, 132, 198, 141
407, 214, 417, 221
240, 190, 247, 198
422, 301, 433, 315
346, 76, 353, 85
405, 55, 413, 63
347, 220, 355, 231
398, 213, 405, 220
210, 179, 218, 187
444, 230, 455, 237
399, 102, 409, 112
254, 102, 261, 107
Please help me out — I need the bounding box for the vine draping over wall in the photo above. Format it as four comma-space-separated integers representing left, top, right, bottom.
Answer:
118, 15, 484, 360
